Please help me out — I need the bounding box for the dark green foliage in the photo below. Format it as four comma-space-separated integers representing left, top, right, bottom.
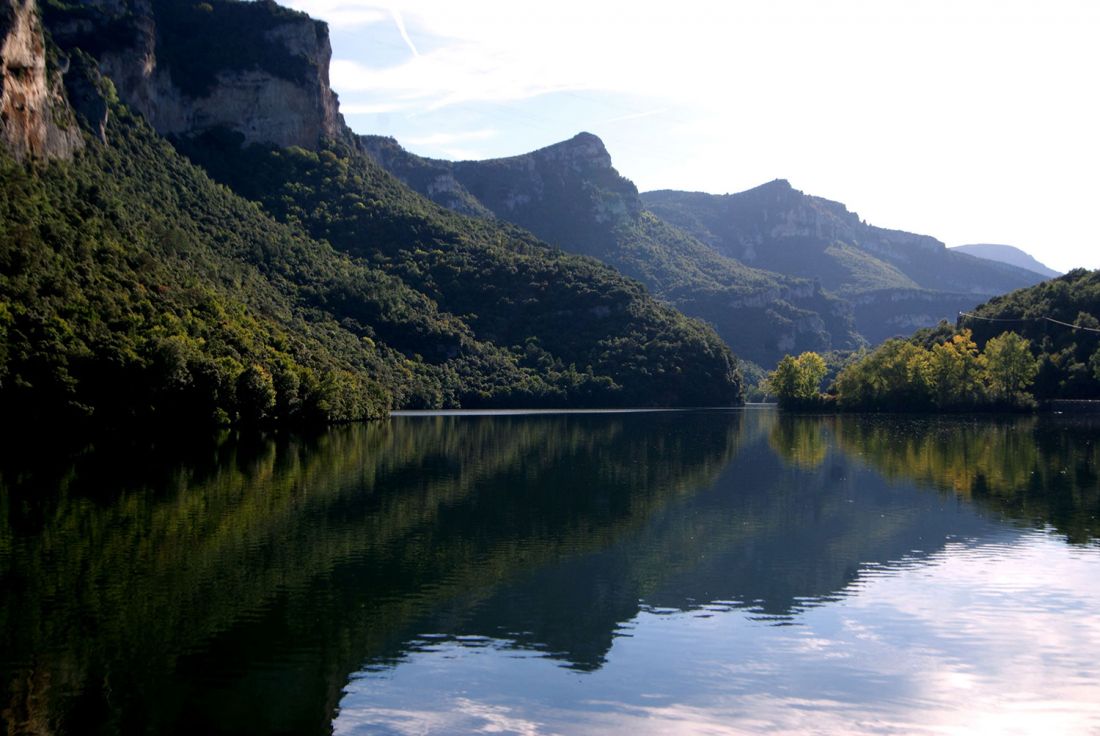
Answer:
0, 111, 403, 427
960, 269, 1100, 400
40, 0, 143, 61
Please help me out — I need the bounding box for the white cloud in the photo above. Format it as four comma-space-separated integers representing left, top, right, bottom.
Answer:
286, 1, 387, 28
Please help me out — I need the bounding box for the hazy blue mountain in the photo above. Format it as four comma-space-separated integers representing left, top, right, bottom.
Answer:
953, 243, 1061, 279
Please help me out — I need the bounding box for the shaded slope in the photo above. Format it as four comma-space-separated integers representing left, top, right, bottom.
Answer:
644, 181, 1044, 295
176, 132, 742, 407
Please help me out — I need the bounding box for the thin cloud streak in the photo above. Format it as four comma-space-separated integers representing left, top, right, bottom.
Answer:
388, 6, 419, 56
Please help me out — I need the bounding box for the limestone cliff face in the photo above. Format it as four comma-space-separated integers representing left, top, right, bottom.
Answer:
44, 0, 345, 149
0, 0, 81, 159
850, 289, 990, 344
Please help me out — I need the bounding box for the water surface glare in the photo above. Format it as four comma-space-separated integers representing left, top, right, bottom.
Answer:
2, 409, 1100, 734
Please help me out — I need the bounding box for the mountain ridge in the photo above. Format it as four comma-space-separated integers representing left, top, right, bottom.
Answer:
952, 243, 1061, 279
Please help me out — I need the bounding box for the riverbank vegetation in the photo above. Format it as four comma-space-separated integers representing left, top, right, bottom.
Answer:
766, 270, 1100, 412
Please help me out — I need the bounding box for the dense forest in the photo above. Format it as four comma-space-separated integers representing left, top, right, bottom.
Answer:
765, 270, 1100, 410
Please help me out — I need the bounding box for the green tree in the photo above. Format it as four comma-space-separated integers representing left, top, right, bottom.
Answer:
236, 364, 277, 423
984, 331, 1039, 404
929, 329, 986, 408
768, 352, 827, 408
834, 339, 933, 410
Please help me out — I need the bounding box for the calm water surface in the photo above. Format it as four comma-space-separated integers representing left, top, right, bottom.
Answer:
2, 409, 1100, 734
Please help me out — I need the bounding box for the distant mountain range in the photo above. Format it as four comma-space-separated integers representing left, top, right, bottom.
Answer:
951, 244, 1061, 279
364, 133, 1046, 365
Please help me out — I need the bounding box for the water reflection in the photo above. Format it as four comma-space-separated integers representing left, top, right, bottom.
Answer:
830, 414, 1100, 543
1, 410, 1098, 734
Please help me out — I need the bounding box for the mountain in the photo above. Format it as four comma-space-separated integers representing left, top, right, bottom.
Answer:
952, 244, 1061, 279
0, 0, 744, 429
642, 184, 1047, 344
362, 133, 862, 367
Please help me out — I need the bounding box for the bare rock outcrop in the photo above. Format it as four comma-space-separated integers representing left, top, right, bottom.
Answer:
0, 0, 81, 159
44, 0, 346, 149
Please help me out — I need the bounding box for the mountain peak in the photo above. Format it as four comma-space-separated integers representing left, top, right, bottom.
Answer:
533, 131, 611, 170
758, 178, 793, 191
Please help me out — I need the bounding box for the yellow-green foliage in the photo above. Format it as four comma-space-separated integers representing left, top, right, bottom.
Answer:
984, 331, 1040, 402
833, 329, 1041, 411
767, 351, 828, 408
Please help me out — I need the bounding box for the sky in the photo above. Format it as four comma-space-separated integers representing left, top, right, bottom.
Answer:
287, 0, 1100, 273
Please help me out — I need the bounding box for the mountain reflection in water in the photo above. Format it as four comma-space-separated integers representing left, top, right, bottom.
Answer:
2, 409, 1099, 734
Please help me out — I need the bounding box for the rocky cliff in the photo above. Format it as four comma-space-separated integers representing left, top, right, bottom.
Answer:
0, 0, 81, 159
43, 0, 345, 149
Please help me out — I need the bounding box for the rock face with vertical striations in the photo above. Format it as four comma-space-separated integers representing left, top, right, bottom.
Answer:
0, 0, 81, 159
43, 0, 346, 149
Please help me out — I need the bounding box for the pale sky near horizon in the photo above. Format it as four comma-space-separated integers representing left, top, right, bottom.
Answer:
288, 0, 1100, 273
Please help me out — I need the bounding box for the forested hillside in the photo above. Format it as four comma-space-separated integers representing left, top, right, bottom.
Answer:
0, 0, 743, 430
